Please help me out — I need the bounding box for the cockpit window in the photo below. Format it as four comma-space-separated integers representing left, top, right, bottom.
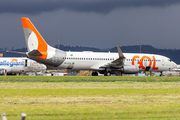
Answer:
168, 59, 172, 62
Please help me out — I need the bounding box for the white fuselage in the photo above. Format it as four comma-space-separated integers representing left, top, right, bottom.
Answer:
0, 57, 46, 74
59, 51, 177, 72
21, 17, 177, 75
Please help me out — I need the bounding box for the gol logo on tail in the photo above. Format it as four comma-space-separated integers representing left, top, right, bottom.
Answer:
132, 56, 158, 70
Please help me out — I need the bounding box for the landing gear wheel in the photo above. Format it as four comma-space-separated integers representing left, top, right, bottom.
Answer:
116, 72, 123, 76
104, 71, 111, 76
160, 72, 163, 76
107, 73, 111, 76
92, 72, 98, 76
104, 71, 108, 76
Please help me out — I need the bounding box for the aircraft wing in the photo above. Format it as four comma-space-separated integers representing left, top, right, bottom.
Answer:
99, 46, 126, 68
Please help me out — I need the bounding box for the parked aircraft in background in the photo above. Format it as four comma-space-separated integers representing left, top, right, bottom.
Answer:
16, 17, 177, 76
0, 57, 46, 75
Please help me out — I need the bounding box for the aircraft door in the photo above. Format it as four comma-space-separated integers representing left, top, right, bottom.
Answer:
161, 57, 165, 66
52, 56, 57, 63
144, 59, 151, 71
25, 59, 27, 67
24, 59, 31, 67
143, 59, 150, 68
144, 60, 147, 67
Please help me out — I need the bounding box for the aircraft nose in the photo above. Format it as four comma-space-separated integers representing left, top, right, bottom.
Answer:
173, 62, 177, 68
43, 65, 47, 70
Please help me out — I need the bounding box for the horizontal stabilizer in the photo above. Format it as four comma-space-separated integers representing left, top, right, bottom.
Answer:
28, 50, 42, 56
7, 51, 26, 55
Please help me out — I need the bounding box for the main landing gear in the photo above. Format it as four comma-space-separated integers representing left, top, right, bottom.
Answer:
104, 69, 111, 76
104, 71, 111, 76
91, 71, 98, 76
115, 72, 123, 76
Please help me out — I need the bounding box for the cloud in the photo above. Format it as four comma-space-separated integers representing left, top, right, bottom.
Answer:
1, 0, 180, 14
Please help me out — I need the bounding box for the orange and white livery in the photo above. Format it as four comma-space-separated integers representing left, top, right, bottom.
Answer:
21, 17, 177, 76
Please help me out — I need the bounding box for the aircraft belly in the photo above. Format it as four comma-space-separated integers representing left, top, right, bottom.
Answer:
158, 66, 169, 71
60, 61, 95, 70
24, 67, 33, 72
73, 64, 91, 70
59, 64, 68, 69
11, 67, 24, 73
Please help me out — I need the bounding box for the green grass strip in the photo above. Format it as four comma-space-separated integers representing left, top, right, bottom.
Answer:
0, 76, 180, 82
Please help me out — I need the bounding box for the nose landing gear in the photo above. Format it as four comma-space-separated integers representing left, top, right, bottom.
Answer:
160, 72, 164, 76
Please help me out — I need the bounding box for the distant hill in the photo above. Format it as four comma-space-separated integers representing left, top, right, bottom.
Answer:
54, 44, 102, 52
2, 45, 180, 64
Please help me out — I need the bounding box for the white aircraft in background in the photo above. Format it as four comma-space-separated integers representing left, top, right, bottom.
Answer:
15, 17, 177, 76
0, 57, 46, 75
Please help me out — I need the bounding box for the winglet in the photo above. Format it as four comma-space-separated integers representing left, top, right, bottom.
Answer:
117, 46, 125, 59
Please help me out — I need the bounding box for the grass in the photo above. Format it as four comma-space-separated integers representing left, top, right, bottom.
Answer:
1, 76, 180, 81
0, 77, 180, 119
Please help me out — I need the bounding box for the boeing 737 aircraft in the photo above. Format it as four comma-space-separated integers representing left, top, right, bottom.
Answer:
17, 17, 177, 76
0, 57, 46, 75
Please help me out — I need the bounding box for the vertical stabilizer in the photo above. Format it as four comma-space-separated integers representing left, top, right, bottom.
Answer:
21, 17, 49, 59
21, 17, 66, 67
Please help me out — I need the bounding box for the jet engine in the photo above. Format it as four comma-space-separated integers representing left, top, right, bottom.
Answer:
0, 69, 7, 75
122, 66, 139, 74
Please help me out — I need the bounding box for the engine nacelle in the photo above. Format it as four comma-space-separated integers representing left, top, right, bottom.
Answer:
123, 66, 139, 74
0, 69, 7, 75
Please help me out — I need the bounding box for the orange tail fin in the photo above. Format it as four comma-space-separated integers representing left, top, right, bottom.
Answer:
21, 17, 48, 59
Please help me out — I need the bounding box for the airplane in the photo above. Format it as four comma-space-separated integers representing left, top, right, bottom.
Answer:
0, 57, 46, 75
14, 17, 177, 76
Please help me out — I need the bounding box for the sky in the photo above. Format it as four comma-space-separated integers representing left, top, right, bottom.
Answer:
1, 0, 180, 50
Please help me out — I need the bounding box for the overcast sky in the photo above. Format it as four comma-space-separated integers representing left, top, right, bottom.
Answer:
1, 0, 180, 50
